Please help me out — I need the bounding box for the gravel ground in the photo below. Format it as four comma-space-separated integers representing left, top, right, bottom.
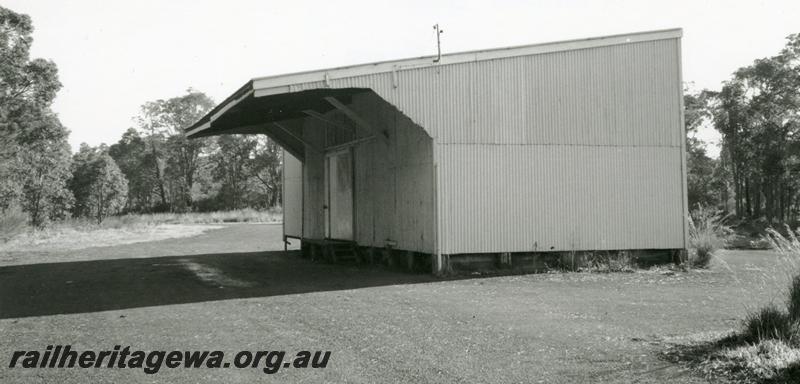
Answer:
0, 224, 790, 383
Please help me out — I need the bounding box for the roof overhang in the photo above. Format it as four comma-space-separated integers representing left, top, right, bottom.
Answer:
185, 86, 370, 161
185, 85, 366, 138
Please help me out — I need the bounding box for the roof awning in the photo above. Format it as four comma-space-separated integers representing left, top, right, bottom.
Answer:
184, 83, 370, 160
185, 83, 368, 138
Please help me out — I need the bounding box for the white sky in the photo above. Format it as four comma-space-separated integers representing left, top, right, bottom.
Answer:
6, 0, 800, 157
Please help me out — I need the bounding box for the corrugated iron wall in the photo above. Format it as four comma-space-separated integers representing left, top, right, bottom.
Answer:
284, 36, 685, 255
349, 93, 435, 253
288, 39, 680, 145
293, 116, 326, 240
437, 145, 683, 253
287, 93, 436, 253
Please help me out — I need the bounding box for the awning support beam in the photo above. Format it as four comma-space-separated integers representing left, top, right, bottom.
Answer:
273, 122, 322, 154
324, 96, 389, 143
302, 110, 356, 137
200, 122, 306, 161
324, 136, 376, 152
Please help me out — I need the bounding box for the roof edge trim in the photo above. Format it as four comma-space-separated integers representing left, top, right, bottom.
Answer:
186, 121, 211, 137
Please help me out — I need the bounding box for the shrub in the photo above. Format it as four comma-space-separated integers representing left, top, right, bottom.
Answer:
584, 251, 635, 273
688, 205, 731, 268
744, 305, 795, 343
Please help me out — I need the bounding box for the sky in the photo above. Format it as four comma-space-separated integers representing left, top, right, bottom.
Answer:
5, 0, 800, 157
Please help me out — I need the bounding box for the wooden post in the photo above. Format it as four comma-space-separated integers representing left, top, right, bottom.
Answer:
382, 248, 394, 268
498, 252, 512, 268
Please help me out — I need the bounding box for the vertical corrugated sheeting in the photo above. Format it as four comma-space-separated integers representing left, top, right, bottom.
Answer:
348, 93, 435, 253
294, 93, 436, 253
300, 121, 326, 240
293, 39, 680, 147
437, 145, 683, 254
282, 149, 303, 238
276, 36, 684, 255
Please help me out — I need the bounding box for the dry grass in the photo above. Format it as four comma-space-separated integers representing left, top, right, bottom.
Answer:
718, 340, 800, 382
665, 227, 800, 383
767, 227, 800, 265
663, 332, 800, 384
0, 205, 27, 242
0, 208, 281, 252
83, 207, 282, 228
0, 224, 223, 252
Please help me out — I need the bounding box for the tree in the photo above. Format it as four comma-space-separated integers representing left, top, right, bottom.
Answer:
69, 143, 100, 217
0, 6, 71, 227
109, 128, 159, 212
712, 33, 800, 222
248, 137, 283, 208
0, 7, 60, 119
135, 111, 168, 209
70, 145, 128, 223
210, 135, 258, 210
135, 90, 214, 211
86, 154, 128, 223
684, 88, 723, 209
686, 137, 717, 207
17, 113, 74, 226
684, 86, 712, 134
111, 90, 284, 213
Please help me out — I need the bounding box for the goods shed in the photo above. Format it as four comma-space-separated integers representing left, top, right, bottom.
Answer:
185, 28, 688, 274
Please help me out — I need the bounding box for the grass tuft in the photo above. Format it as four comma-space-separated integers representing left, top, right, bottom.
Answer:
743, 305, 796, 343
766, 227, 800, 270
688, 205, 731, 268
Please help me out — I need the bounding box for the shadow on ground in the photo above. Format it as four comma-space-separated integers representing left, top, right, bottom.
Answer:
0, 251, 450, 319
660, 333, 800, 384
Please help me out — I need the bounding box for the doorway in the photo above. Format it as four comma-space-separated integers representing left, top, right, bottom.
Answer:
324, 148, 354, 240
